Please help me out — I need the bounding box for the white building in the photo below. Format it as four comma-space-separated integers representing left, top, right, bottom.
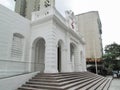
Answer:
14, 0, 103, 63
0, 0, 86, 77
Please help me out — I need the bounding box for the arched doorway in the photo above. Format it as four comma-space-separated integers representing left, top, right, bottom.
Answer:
32, 38, 45, 72
57, 40, 63, 72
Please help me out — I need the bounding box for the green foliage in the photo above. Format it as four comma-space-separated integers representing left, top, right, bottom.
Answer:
103, 43, 120, 74
104, 43, 120, 60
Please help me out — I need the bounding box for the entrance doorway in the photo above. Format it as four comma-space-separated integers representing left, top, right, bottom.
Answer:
57, 40, 63, 72
57, 44, 61, 72
32, 38, 45, 72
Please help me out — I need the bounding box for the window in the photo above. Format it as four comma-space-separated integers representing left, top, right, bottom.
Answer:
44, 0, 51, 7
11, 33, 24, 60
34, 0, 40, 11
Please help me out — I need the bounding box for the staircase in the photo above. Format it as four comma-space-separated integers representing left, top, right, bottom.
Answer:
17, 72, 112, 90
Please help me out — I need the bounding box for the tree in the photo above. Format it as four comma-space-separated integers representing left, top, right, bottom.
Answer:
103, 43, 120, 74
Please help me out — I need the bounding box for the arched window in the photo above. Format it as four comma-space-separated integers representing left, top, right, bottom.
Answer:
11, 33, 24, 60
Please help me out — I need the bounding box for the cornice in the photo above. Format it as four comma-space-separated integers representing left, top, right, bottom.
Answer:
31, 8, 85, 44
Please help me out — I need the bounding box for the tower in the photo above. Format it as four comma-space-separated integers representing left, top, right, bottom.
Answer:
14, 0, 55, 19
14, 0, 26, 17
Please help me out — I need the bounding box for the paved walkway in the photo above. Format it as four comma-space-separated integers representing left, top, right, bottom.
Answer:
109, 78, 120, 90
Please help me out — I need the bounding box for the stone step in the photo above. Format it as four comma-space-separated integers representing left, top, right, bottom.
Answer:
58, 75, 100, 83
34, 73, 94, 79
96, 78, 110, 90
63, 75, 103, 89
29, 78, 59, 83
17, 72, 112, 90
32, 74, 97, 82
18, 86, 47, 90
61, 76, 102, 87
35, 72, 94, 77
22, 84, 63, 90
78, 77, 105, 90
29, 74, 100, 85
88, 78, 107, 90
27, 75, 99, 87
33, 72, 101, 79
26, 81, 60, 86
103, 78, 113, 90
22, 77, 101, 90
33, 75, 90, 80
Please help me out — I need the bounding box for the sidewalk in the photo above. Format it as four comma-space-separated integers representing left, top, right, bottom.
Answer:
109, 78, 120, 90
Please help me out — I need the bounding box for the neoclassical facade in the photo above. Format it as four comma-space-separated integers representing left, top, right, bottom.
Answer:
30, 8, 86, 73
0, 4, 86, 76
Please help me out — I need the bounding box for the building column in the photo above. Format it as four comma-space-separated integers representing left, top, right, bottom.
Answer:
44, 31, 58, 73
66, 37, 73, 72
61, 47, 68, 72
74, 46, 82, 72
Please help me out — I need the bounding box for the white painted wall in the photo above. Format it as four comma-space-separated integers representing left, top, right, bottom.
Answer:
0, 5, 30, 60
0, 5, 86, 75
0, 72, 39, 90
30, 8, 86, 73
0, 5, 30, 77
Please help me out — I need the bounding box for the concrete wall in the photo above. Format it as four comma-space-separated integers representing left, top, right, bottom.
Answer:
0, 72, 39, 90
0, 5, 30, 77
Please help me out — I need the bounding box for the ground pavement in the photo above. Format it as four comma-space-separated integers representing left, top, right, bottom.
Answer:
109, 78, 120, 90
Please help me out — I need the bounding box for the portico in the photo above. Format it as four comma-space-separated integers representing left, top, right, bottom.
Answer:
29, 7, 86, 73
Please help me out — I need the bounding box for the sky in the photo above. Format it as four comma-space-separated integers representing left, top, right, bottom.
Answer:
0, 0, 120, 50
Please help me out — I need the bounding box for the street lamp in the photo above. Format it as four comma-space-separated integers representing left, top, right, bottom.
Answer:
93, 39, 98, 74
94, 49, 98, 74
